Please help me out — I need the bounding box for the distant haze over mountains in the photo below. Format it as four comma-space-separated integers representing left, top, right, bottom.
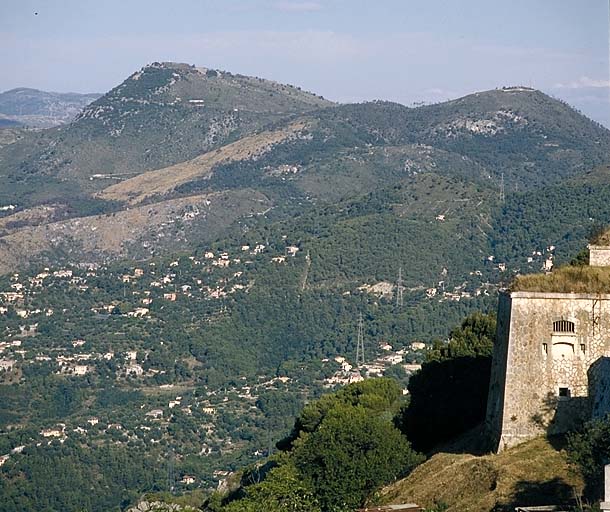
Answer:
0, 87, 101, 128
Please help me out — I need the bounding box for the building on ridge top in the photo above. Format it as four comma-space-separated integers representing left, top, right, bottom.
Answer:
486, 230, 610, 452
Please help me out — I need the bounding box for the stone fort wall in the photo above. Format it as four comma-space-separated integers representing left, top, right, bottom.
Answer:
486, 291, 610, 452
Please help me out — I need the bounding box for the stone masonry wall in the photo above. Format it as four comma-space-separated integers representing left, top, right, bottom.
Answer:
589, 357, 610, 419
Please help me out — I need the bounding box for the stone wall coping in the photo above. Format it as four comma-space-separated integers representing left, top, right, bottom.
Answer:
507, 290, 610, 300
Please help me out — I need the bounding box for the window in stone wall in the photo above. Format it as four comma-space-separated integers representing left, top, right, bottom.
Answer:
558, 387, 571, 398
581, 344, 586, 354
542, 343, 548, 356
553, 320, 575, 333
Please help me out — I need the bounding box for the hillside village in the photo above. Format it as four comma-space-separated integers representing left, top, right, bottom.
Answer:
0, 225, 563, 490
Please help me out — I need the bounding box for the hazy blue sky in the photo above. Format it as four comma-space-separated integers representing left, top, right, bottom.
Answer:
1, 0, 609, 125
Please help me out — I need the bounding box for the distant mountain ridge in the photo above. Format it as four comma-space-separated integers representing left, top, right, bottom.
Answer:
0, 62, 609, 274
0, 87, 101, 128
0, 62, 332, 203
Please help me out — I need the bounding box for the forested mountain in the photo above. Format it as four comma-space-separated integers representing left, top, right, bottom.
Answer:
1, 63, 610, 511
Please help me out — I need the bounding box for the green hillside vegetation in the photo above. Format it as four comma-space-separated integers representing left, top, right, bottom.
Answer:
0, 64, 608, 290
213, 379, 423, 512
397, 312, 496, 453
1, 64, 609, 254
591, 225, 610, 245
0, 443, 165, 511
508, 218, 610, 293
196, 136, 492, 204
492, 165, 610, 267
0, 62, 331, 208
307, 89, 610, 187
568, 417, 610, 501
203, 88, 610, 204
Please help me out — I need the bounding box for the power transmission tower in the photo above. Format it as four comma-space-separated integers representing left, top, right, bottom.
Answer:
396, 267, 404, 307
355, 313, 365, 368
499, 173, 505, 203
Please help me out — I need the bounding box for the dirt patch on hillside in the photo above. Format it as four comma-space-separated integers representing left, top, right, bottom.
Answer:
98, 121, 308, 205
0, 204, 64, 235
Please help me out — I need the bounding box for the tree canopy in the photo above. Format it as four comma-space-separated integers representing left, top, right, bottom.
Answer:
397, 311, 496, 453
218, 378, 422, 512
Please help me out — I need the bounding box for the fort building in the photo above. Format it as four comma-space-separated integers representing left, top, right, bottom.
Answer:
486, 237, 610, 452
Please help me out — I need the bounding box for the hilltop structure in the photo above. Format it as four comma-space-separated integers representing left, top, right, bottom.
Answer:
486, 234, 610, 451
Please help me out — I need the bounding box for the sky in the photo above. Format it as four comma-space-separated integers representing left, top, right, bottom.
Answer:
1, 0, 609, 126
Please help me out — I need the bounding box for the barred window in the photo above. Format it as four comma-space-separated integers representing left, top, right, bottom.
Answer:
553, 320, 575, 333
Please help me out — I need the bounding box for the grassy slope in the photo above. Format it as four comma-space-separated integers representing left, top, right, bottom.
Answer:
378, 437, 583, 512
511, 265, 610, 293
